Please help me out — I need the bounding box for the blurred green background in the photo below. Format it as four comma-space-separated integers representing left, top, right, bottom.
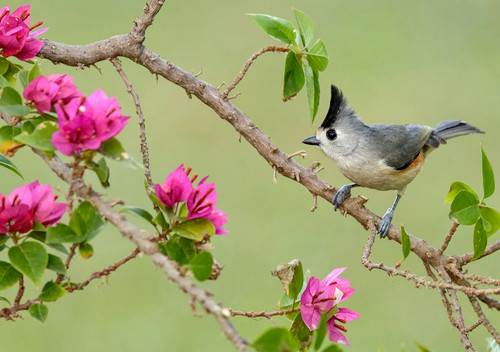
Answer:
2, 0, 500, 351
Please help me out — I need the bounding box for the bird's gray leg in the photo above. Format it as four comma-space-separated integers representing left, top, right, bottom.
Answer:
378, 193, 402, 238
332, 183, 358, 211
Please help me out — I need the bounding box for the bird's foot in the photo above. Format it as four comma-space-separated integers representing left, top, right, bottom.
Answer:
332, 184, 352, 211
377, 208, 394, 238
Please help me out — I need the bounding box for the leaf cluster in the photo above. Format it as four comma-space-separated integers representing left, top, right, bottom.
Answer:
250, 9, 329, 122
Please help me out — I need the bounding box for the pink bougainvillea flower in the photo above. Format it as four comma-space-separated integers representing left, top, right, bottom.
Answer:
155, 164, 193, 209
187, 182, 217, 220
0, 180, 67, 234
300, 267, 359, 346
23, 74, 82, 114
205, 209, 228, 235
0, 5, 48, 61
326, 307, 360, 346
51, 89, 130, 156
87, 89, 130, 142
301, 274, 343, 331
156, 166, 229, 234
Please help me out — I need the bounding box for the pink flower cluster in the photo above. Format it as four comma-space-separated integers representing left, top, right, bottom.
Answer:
23, 74, 130, 156
0, 5, 47, 61
301, 267, 359, 346
156, 165, 228, 235
0, 180, 67, 234
23, 74, 82, 114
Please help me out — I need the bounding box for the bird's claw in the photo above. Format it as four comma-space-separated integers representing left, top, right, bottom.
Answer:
377, 208, 394, 238
332, 184, 352, 211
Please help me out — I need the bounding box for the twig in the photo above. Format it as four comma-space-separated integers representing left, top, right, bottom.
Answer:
458, 240, 500, 265
221, 45, 290, 99
110, 58, 156, 195
439, 268, 475, 351
56, 243, 78, 284
468, 295, 500, 345
66, 248, 140, 293
14, 275, 24, 307
439, 221, 459, 255
228, 307, 299, 320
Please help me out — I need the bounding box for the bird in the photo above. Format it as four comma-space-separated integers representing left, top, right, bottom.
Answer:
302, 85, 484, 238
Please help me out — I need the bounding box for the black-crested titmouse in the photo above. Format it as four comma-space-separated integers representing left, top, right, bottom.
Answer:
303, 85, 484, 238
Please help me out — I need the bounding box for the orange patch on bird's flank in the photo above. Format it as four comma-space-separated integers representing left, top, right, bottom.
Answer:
402, 151, 425, 172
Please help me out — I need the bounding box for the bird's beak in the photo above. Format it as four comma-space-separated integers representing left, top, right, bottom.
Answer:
302, 136, 320, 146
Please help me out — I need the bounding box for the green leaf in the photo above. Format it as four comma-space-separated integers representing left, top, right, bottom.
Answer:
69, 208, 87, 236
293, 8, 314, 47
472, 218, 488, 261
321, 345, 344, 352
414, 341, 432, 352
0, 58, 9, 75
98, 138, 141, 168
29, 303, 48, 322
3, 61, 21, 86
189, 251, 213, 281
449, 191, 480, 225
401, 225, 411, 260
480, 207, 500, 237
78, 242, 94, 259
14, 120, 58, 152
304, 65, 320, 122
46, 223, 85, 244
46, 254, 66, 275
313, 314, 328, 350
482, 146, 495, 199
0, 261, 21, 291
283, 51, 305, 100
0, 75, 12, 87
290, 313, 313, 345
18, 70, 29, 89
86, 157, 110, 187
8, 242, 48, 288
249, 14, 296, 45
171, 218, 215, 241
0, 296, 11, 305
73, 201, 105, 242
288, 260, 303, 300
28, 231, 68, 254
120, 206, 156, 228
0, 152, 24, 179
153, 211, 169, 231
306, 39, 329, 72
444, 181, 479, 204
161, 235, 196, 265
28, 61, 42, 82
39, 281, 66, 302
253, 327, 301, 352
0, 234, 8, 247
0, 86, 31, 116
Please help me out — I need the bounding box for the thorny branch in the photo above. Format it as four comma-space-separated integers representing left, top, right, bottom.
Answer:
110, 58, 155, 191
0, 0, 496, 349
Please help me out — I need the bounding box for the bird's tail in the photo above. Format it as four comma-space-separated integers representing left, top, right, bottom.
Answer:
426, 120, 484, 148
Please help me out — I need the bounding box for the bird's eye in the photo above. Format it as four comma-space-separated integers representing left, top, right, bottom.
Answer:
326, 129, 337, 140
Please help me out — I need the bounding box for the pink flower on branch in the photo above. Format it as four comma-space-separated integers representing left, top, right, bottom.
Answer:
300, 267, 359, 346
51, 89, 130, 156
0, 180, 67, 234
156, 166, 229, 235
0, 5, 48, 61
23, 74, 83, 114
155, 164, 193, 209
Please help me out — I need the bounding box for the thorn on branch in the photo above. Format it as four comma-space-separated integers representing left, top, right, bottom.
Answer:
310, 194, 317, 212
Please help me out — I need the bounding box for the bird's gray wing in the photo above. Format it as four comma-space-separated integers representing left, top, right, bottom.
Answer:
367, 124, 434, 170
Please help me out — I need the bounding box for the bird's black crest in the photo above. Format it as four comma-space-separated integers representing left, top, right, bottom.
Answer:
320, 85, 345, 129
